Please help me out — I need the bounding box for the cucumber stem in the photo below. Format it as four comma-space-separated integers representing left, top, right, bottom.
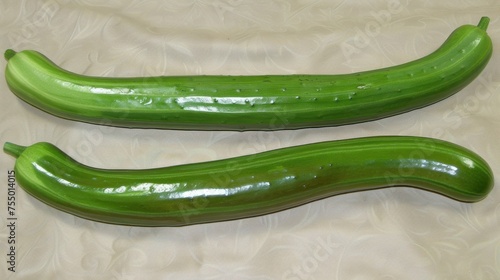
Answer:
4, 49, 16, 61
4, 142, 27, 158
477, 17, 490, 31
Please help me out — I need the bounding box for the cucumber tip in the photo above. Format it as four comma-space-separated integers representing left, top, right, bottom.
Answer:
4, 49, 17, 61
3, 142, 27, 158
477, 17, 490, 31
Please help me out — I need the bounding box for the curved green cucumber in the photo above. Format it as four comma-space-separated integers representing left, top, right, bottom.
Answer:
4, 136, 494, 226
4, 18, 493, 131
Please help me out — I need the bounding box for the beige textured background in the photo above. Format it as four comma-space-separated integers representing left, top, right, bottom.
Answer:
1, 1, 500, 279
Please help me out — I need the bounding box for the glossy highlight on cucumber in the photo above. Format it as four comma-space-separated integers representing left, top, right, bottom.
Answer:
3, 136, 494, 227
4, 17, 493, 131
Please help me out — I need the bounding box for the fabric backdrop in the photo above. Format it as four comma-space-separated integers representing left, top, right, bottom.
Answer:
1, 1, 499, 279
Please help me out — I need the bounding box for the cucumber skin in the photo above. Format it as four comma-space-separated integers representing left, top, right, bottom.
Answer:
4, 136, 494, 227
4, 18, 492, 131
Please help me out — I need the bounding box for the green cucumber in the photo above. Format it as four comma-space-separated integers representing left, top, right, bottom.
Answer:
4, 17, 493, 130
4, 136, 494, 226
